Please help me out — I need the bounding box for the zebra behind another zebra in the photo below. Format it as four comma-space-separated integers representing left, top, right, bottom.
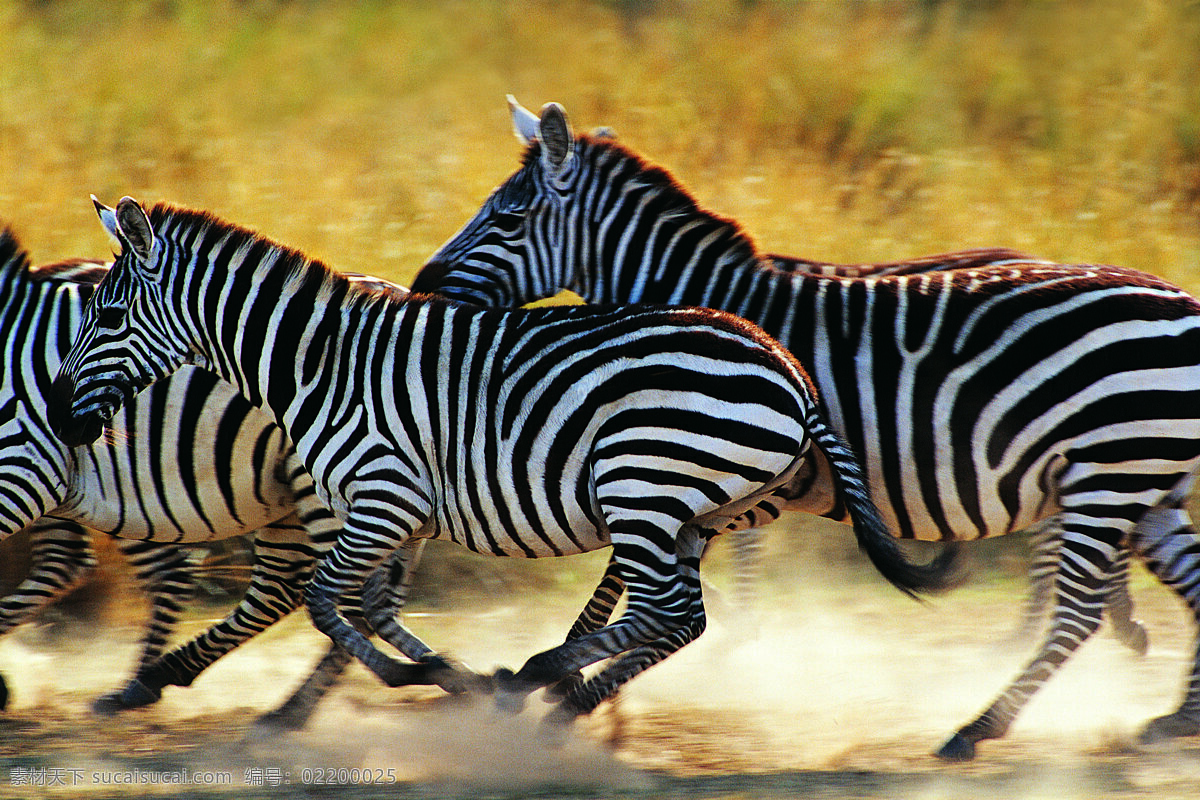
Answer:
409, 97, 1200, 759
48, 196, 958, 727
0, 227, 424, 729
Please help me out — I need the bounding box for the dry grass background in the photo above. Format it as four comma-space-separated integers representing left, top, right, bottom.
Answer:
2, 0, 1199, 290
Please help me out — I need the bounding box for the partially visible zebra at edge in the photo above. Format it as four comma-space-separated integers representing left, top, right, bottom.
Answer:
48, 196, 959, 730
409, 96, 1200, 759
0, 226, 433, 730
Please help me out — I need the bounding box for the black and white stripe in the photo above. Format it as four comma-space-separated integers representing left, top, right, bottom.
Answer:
409, 97, 1200, 757
48, 197, 955, 724
0, 227, 410, 729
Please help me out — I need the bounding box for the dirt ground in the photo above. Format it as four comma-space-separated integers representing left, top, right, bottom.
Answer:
2, 539, 1200, 800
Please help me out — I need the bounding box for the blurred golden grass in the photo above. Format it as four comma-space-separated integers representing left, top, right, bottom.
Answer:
2, 0, 1199, 292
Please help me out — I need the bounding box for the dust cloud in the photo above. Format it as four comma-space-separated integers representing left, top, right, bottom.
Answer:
2, 532, 1200, 799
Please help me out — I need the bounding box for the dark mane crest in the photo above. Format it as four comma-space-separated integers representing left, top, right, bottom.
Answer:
28, 258, 110, 285
148, 202, 339, 289
523, 133, 765, 265
0, 227, 108, 287
0, 227, 32, 282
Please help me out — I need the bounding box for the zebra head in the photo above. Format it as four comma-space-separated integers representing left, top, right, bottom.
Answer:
411, 95, 585, 306
49, 196, 189, 447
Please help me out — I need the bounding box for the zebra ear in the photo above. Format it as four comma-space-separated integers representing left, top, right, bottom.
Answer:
508, 94, 540, 146
538, 102, 574, 177
114, 196, 155, 264
93, 195, 121, 244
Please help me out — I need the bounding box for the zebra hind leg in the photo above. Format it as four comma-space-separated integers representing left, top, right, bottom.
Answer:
254, 561, 385, 734
1127, 498, 1200, 743
936, 518, 1123, 761
252, 642, 356, 735
546, 543, 706, 731
544, 552, 627, 701
495, 526, 707, 720
303, 518, 448, 690
1014, 518, 1148, 656
1103, 549, 1149, 657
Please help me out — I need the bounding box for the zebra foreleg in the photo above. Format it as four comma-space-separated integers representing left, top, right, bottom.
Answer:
1010, 520, 1060, 644
360, 540, 489, 694
936, 524, 1121, 761
304, 517, 444, 689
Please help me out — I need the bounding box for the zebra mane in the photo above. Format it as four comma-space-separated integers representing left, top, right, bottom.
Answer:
0, 227, 110, 297
522, 135, 765, 265
28, 258, 110, 285
0, 227, 32, 282
145, 203, 400, 305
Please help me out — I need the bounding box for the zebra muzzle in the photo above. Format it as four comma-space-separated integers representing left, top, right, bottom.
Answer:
46, 373, 110, 447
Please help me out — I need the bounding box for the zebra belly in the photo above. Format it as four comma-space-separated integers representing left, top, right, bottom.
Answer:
429, 479, 610, 558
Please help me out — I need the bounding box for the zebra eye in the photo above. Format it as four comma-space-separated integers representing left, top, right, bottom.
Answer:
96, 306, 125, 330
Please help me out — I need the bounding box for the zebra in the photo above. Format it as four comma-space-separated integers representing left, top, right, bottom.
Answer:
0, 226, 432, 730
408, 97, 1200, 758
47, 196, 958, 727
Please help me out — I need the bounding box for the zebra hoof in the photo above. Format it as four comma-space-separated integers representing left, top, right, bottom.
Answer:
493, 668, 529, 714
91, 692, 126, 716
91, 681, 160, 715
421, 654, 492, 695
1139, 711, 1200, 744
934, 733, 977, 762
121, 679, 162, 708
374, 657, 437, 688
250, 706, 310, 737
544, 671, 585, 702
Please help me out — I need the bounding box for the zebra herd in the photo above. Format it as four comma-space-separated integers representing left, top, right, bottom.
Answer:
0, 96, 1196, 762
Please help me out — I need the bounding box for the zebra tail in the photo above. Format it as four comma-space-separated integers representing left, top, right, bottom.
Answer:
807, 412, 965, 599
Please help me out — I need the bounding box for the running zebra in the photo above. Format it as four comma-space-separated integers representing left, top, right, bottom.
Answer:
48, 196, 956, 725
0, 226, 423, 730
408, 97, 1200, 758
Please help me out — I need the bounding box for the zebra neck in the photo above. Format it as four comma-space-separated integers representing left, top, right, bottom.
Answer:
582, 187, 762, 307
175, 255, 352, 446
